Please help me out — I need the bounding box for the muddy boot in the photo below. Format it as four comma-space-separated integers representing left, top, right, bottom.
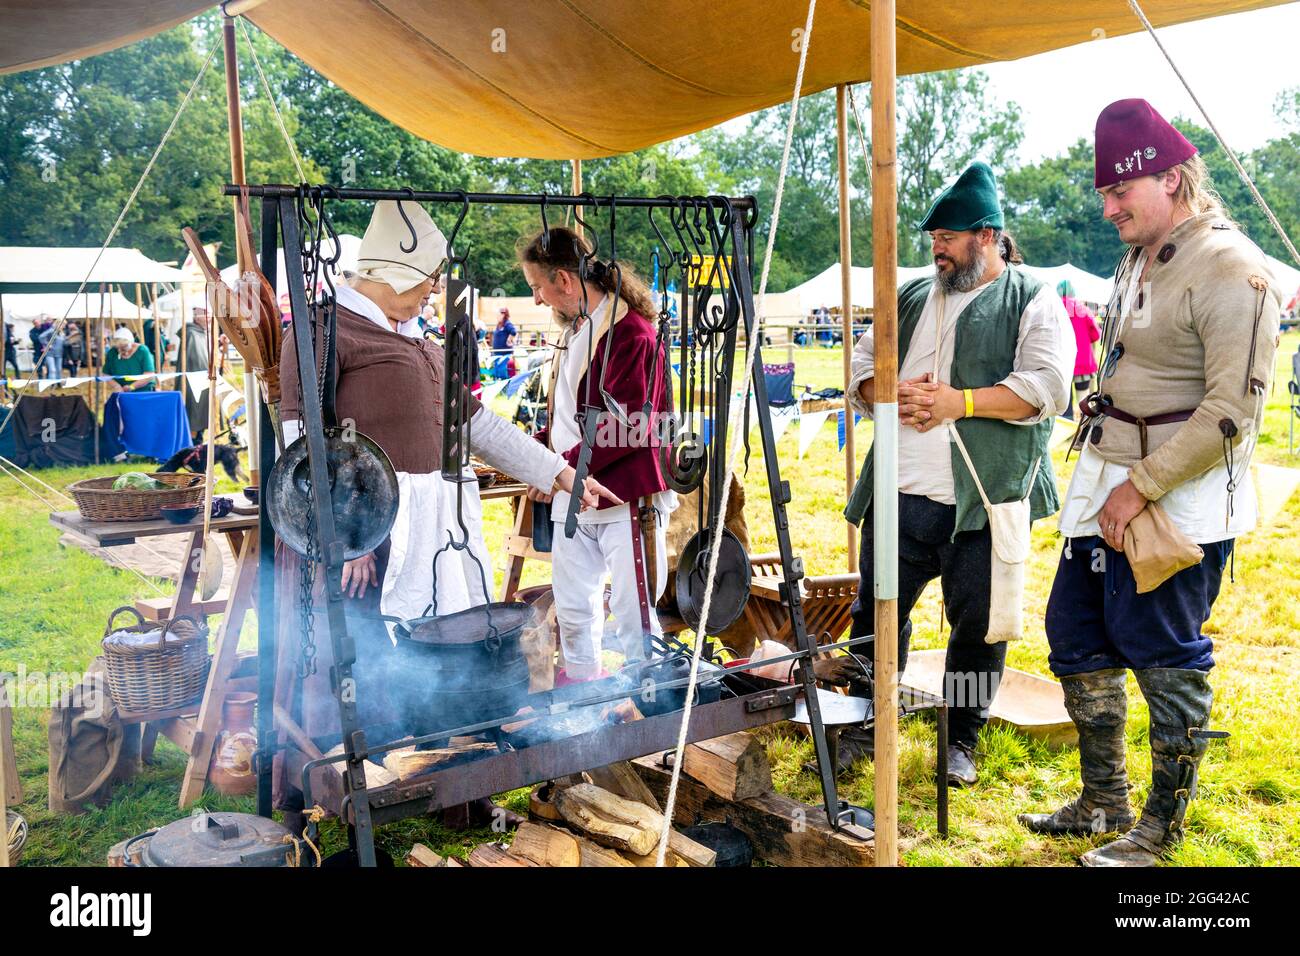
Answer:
1019, 669, 1134, 836
1081, 668, 1223, 867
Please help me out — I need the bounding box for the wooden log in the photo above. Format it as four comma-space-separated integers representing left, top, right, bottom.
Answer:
632, 755, 874, 867
585, 760, 661, 811
528, 783, 565, 822
681, 732, 772, 802
620, 846, 688, 867
508, 821, 581, 867
553, 782, 662, 856
667, 830, 717, 868
579, 838, 636, 868
410, 842, 462, 868
322, 744, 397, 788
468, 843, 536, 867
383, 742, 498, 780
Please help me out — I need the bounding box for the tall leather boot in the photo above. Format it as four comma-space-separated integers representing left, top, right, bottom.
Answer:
1081, 668, 1223, 867
1018, 669, 1134, 835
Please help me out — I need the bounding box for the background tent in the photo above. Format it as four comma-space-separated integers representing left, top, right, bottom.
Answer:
0, 1, 1292, 158
1018, 263, 1114, 306
3, 290, 145, 332
0, 246, 185, 292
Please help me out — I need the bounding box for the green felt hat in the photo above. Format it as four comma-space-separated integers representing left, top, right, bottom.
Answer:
918, 162, 1004, 232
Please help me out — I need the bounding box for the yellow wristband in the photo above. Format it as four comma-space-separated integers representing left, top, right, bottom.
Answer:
963, 388, 974, 418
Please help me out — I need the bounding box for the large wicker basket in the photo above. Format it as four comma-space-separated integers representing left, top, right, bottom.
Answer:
68, 472, 205, 523
101, 606, 211, 714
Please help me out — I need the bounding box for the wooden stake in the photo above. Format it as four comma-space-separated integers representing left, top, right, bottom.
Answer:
871, 0, 900, 868
837, 84, 857, 572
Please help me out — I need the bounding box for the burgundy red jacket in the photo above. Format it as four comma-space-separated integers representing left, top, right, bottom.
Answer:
535, 305, 669, 510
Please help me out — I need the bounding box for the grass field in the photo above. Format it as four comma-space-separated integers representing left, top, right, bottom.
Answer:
1, 333, 1297, 866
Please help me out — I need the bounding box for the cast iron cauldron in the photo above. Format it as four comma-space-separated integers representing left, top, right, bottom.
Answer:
381, 603, 534, 738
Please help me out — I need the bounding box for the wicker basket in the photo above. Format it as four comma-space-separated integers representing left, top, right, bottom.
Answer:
68, 472, 205, 523
101, 606, 211, 714
6, 810, 27, 864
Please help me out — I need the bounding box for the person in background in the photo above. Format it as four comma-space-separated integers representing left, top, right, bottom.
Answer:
62, 321, 84, 374
38, 319, 65, 380
183, 306, 211, 440
4, 323, 20, 379
492, 306, 517, 356
103, 326, 156, 391
1059, 279, 1100, 420
28, 317, 45, 353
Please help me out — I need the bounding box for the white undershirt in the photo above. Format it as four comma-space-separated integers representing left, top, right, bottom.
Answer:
1056, 253, 1257, 543
847, 274, 1073, 505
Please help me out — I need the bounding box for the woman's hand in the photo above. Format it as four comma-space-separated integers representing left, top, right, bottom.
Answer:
341, 552, 378, 600
552, 465, 623, 511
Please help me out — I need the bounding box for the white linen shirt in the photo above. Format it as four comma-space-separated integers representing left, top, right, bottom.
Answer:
847, 271, 1073, 505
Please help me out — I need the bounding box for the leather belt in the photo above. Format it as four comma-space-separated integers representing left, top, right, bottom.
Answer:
1078, 393, 1196, 459
628, 500, 655, 656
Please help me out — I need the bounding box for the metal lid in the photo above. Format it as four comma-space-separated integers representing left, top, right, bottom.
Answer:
144, 812, 294, 867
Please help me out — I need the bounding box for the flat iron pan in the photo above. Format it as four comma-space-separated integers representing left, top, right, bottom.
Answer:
676, 528, 751, 634
266, 427, 399, 560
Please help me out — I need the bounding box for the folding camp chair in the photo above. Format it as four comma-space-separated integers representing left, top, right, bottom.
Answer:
763, 362, 796, 408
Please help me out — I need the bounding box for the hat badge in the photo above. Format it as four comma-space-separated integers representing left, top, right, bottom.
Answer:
1143, 146, 1157, 160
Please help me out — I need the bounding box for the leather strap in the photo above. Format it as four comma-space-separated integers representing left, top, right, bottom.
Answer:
1079, 393, 1196, 459
628, 499, 654, 651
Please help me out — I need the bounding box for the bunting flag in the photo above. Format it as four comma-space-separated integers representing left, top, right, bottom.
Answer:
769, 404, 798, 443
837, 410, 846, 451
798, 410, 832, 458
185, 371, 210, 400
700, 417, 713, 447
479, 380, 507, 404
37, 378, 58, 392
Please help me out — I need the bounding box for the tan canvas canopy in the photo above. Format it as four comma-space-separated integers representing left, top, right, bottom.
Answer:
0, 0, 1290, 157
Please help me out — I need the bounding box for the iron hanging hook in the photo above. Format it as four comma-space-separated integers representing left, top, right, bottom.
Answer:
396, 188, 419, 254
539, 194, 550, 253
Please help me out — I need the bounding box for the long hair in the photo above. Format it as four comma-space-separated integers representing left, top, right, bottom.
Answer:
517, 226, 657, 318
990, 228, 1023, 264
1169, 154, 1230, 221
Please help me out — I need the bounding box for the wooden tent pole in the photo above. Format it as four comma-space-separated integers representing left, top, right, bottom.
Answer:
91, 290, 100, 463
871, 0, 900, 868
836, 84, 857, 573
224, 9, 260, 475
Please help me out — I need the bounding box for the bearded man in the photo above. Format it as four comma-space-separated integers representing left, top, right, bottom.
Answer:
519, 226, 675, 685
1018, 100, 1282, 866
845, 162, 1074, 786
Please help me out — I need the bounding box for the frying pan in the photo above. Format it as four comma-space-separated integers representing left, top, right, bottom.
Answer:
675, 527, 751, 633
265, 427, 400, 560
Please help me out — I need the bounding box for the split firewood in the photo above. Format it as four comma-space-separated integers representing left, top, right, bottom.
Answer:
681, 732, 773, 801
585, 760, 662, 811
666, 829, 717, 868
528, 783, 565, 822
602, 698, 644, 725
501, 707, 538, 735
468, 843, 536, 867
580, 839, 636, 867
632, 755, 874, 867
382, 742, 498, 779
406, 844, 462, 867
322, 744, 397, 788
620, 846, 688, 867
553, 782, 664, 856
507, 822, 581, 867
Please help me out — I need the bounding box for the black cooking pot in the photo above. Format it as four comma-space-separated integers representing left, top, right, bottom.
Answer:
380, 603, 535, 738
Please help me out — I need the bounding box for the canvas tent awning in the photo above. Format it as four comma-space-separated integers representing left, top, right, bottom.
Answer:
1, 291, 145, 325
784, 260, 1113, 312
0, 246, 186, 292
0, 1, 1291, 158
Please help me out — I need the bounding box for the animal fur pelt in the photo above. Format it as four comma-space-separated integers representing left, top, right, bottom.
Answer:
158, 442, 247, 485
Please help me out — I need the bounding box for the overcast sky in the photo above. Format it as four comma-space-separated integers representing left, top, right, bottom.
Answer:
981, 3, 1300, 163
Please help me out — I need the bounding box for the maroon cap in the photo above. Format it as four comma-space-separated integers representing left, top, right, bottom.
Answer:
1094, 98, 1197, 189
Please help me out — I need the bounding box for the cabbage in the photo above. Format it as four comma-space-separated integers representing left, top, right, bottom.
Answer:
113, 472, 166, 491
